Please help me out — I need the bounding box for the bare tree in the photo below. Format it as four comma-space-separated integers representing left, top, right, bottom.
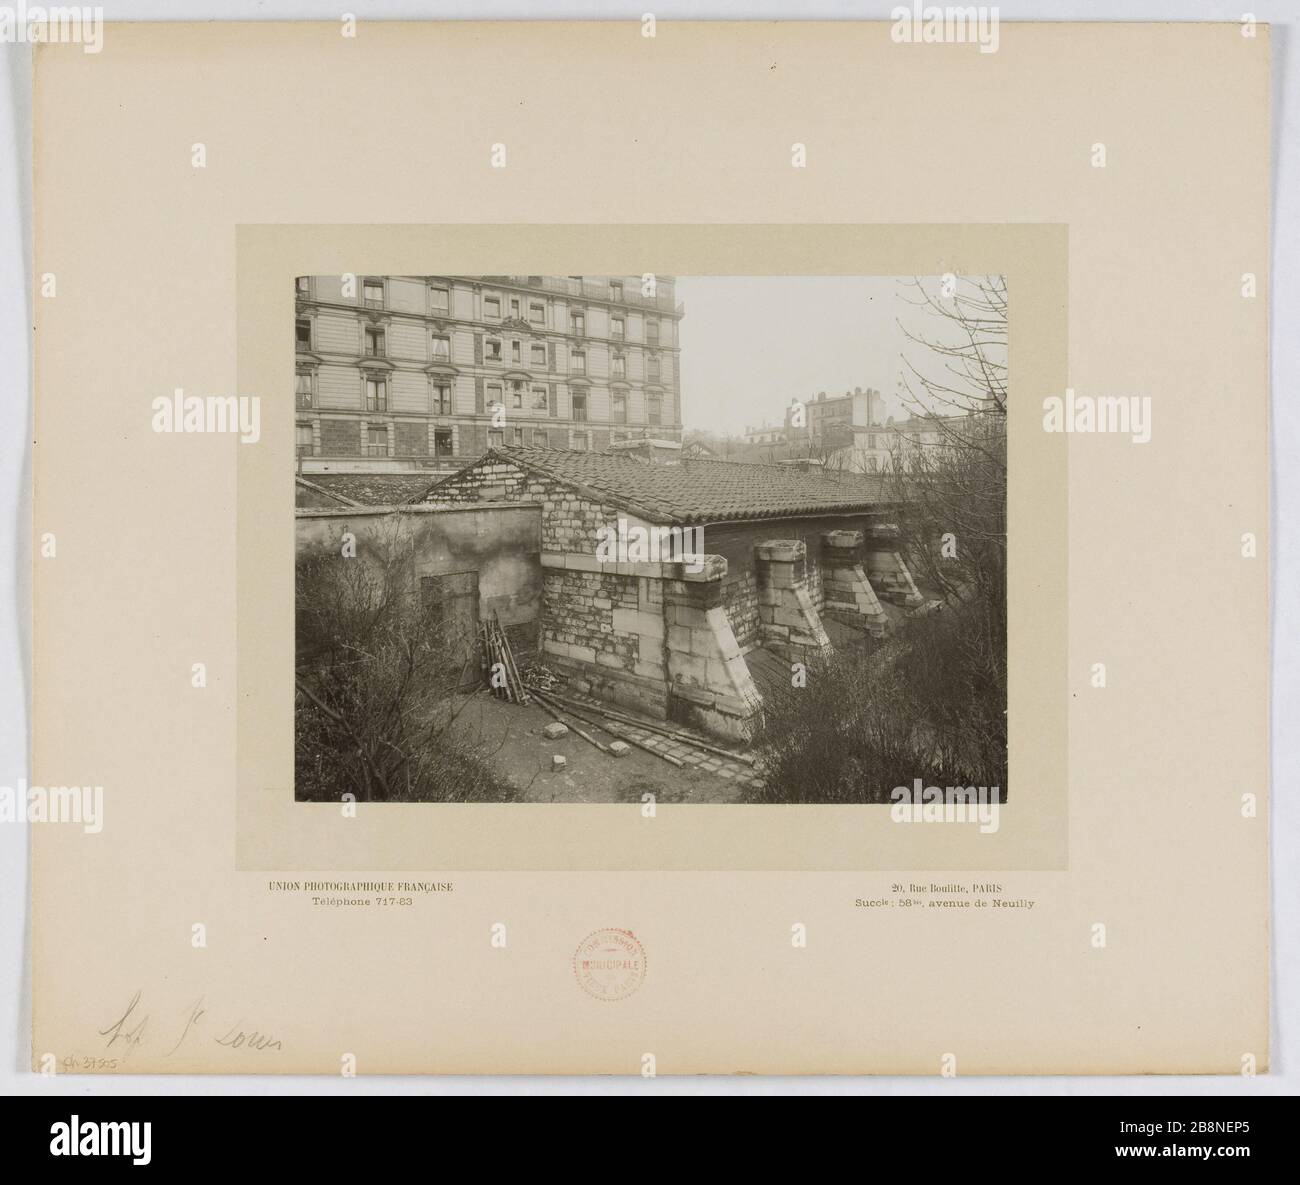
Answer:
885, 275, 1008, 788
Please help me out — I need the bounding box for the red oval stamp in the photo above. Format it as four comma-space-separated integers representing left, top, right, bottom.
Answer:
573, 928, 646, 1001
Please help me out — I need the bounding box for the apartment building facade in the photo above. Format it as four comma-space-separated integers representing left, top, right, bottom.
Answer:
294, 275, 684, 473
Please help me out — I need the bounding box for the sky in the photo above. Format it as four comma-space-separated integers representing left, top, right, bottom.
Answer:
674, 275, 953, 436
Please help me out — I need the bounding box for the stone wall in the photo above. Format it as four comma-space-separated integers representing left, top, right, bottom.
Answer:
806, 552, 825, 613
721, 571, 760, 651
295, 503, 543, 663
538, 565, 668, 717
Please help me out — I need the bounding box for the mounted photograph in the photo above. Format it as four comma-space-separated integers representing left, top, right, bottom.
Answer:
292, 274, 1007, 806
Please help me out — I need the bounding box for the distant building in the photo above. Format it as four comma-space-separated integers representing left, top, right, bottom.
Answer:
845, 411, 996, 473
743, 420, 786, 446
784, 386, 888, 470
294, 275, 684, 475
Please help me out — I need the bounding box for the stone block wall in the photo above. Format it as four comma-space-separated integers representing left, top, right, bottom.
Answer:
806, 552, 825, 613
721, 571, 760, 651
537, 565, 669, 717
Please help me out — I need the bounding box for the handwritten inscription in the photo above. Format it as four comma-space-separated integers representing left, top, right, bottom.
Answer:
92, 991, 283, 1064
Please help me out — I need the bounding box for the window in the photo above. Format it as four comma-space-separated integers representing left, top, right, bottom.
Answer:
531, 343, 547, 367
296, 276, 311, 297
611, 315, 625, 339
364, 426, 389, 457
488, 429, 504, 447
512, 426, 524, 446
646, 319, 660, 345
434, 428, 454, 457
647, 394, 662, 426
295, 423, 314, 456
532, 429, 549, 447
570, 310, 585, 336
363, 278, 384, 308
611, 353, 626, 379
295, 318, 311, 350
364, 326, 385, 356
487, 384, 503, 411
432, 382, 452, 415
365, 376, 388, 411
609, 280, 623, 300
531, 385, 548, 411
571, 393, 587, 421
485, 338, 502, 362
571, 350, 586, 375
510, 380, 524, 410
529, 302, 545, 325
573, 431, 589, 451
611, 393, 627, 423
431, 334, 450, 361
509, 297, 521, 319
511, 340, 521, 364
484, 295, 501, 319
430, 284, 449, 311
295, 371, 314, 408
647, 355, 660, 381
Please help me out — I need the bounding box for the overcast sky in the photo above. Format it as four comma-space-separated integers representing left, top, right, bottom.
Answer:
675, 275, 950, 436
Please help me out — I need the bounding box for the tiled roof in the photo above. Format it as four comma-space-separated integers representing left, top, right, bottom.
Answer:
424, 446, 898, 524
301, 472, 441, 507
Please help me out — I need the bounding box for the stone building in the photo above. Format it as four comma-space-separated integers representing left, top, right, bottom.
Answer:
294, 275, 684, 476
415, 446, 921, 740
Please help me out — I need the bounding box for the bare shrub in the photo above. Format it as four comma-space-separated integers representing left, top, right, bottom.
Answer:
747, 646, 983, 805
295, 520, 517, 803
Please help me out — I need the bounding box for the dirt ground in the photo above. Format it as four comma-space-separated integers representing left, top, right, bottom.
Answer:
446, 691, 749, 804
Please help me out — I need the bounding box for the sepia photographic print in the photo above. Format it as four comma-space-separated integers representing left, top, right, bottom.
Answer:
20, 13, 1275, 1104
293, 274, 1007, 809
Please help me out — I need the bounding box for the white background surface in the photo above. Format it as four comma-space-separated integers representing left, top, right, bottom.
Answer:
0, 0, 1296, 1096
